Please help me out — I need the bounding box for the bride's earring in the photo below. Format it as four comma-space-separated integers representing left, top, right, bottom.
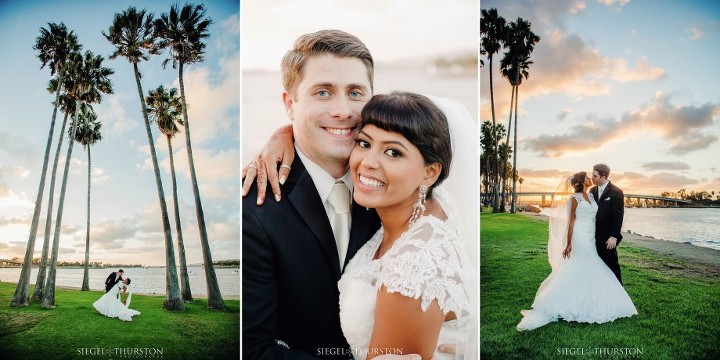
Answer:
408, 185, 428, 227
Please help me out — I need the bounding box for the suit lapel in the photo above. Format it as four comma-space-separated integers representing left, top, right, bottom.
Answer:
599, 182, 611, 202
286, 158, 342, 280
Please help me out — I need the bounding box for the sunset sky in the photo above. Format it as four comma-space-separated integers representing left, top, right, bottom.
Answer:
482, 0, 720, 195
0, 0, 239, 266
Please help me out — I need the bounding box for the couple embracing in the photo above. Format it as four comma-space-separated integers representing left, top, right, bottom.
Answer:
243, 30, 478, 359
93, 269, 140, 322
517, 164, 638, 331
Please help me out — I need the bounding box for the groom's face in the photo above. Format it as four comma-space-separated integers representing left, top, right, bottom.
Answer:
283, 54, 371, 170
592, 171, 607, 186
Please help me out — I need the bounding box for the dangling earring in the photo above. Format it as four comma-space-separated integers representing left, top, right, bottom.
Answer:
409, 185, 428, 227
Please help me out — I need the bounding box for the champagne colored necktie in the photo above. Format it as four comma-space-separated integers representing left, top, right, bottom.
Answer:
328, 180, 351, 269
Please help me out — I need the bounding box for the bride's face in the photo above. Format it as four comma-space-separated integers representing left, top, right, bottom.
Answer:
350, 124, 439, 211
584, 175, 592, 187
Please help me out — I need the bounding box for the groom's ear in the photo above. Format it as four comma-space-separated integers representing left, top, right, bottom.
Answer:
283, 91, 295, 120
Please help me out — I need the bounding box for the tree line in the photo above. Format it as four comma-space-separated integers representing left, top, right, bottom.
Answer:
11, 3, 225, 312
480, 8, 540, 214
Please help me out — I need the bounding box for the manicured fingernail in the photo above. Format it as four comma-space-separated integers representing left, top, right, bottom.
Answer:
279, 175, 287, 185
257, 197, 263, 205
438, 345, 446, 352
274, 193, 281, 202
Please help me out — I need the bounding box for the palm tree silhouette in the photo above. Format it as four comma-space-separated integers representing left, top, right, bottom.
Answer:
481, 8, 507, 213
42, 50, 114, 308
146, 85, 194, 303
73, 106, 102, 291
155, 3, 225, 310
12, 22, 80, 307
500, 17, 539, 214
104, 6, 184, 310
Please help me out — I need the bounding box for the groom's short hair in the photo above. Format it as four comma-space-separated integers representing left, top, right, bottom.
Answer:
118, 269, 124, 273
281, 29, 374, 97
593, 163, 610, 178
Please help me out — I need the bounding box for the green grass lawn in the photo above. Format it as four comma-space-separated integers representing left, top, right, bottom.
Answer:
480, 211, 720, 360
0, 282, 239, 359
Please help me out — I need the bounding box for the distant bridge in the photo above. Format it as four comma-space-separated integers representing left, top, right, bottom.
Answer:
515, 192, 692, 207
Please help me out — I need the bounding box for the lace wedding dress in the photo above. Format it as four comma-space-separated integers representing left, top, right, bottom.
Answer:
338, 191, 477, 359
517, 192, 637, 331
93, 282, 141, 321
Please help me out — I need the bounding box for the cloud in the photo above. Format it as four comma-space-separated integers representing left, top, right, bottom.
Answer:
612, 172, 699, 193
481, 30, 665, 121
95, 95, 137, 136
609, 58, 665, 83
641, 162, 690, 171
556, 109, 572, 121
684, 27, 704, 40
524, 92, 720, 157
597, 0, 631, 11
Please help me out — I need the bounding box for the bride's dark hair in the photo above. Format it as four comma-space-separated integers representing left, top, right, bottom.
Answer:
125, 278, 131, 285
360, 91, 452, 198
571, 171, 587, 193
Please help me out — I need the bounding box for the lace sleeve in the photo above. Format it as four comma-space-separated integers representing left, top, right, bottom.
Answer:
377, 219, 473, 319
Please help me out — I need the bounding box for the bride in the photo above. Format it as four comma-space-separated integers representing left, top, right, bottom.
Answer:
517, 172, 637, 331
93, 278, 141, 321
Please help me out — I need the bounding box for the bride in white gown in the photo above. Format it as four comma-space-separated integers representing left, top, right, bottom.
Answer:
338, 93, 477, 359
93, 278, 141, 321
517, 172, 637, 331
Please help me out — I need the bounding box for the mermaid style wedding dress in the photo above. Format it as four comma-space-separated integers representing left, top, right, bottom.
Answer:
517, 192, 637, 331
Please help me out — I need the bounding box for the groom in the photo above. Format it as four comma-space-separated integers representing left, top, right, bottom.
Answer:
591, 163, 625, 284
243, 30, 382, 359
104, 269, 123, 293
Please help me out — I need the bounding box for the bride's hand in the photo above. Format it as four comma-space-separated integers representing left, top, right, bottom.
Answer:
562, 245, 572, 258
242, 125, 295, 205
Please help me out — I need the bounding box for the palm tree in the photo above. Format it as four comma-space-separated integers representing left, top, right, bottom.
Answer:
104, 6, 184, 310
32, 88, 75, 302
42, 50, 114, 308
146, 85, 193, 303
12, 22, 81, 307
73, 106, 102, 291
481, 8, 507, 213
500, 18, 540, 214
155, 4, 224, 310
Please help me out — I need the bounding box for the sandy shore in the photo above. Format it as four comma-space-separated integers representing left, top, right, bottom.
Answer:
518, 212, 720, 268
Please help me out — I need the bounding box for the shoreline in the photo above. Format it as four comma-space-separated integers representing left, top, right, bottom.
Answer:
0, 283, 240, 300
519, 212, 720, 268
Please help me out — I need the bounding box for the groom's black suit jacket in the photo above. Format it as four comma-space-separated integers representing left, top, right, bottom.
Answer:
591, 181, 624, 284
243, 156, 381, 359
105, 272, 122, 293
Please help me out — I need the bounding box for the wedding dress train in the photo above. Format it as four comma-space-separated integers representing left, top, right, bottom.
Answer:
93, 282, 140, 321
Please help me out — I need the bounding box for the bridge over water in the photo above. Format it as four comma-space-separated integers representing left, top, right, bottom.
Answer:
515, 192, 692, 207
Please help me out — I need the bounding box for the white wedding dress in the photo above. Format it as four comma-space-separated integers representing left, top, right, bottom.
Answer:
93, 282, 141, 321
338, 191, 477, 359
517, 192, 637, 331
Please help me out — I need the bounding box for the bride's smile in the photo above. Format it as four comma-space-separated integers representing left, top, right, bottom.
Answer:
350, 124, 434, 213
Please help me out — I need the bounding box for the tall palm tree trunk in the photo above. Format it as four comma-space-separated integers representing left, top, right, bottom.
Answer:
33, 111, 70, 302
500, 84, 516, 213
489, 54, 500, 213
178, 63, 225, 310
42, 109, 79, 308
167, 135, 193, 303
511, 85, 520, 214
81, 146, 91, 291
11, 86, 62, 307
133, 63, 183, 311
